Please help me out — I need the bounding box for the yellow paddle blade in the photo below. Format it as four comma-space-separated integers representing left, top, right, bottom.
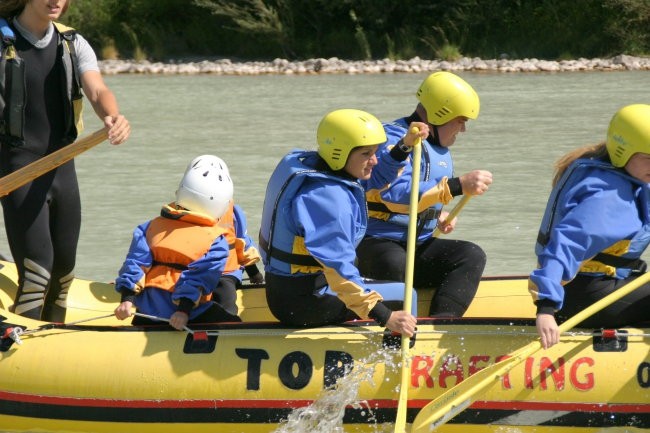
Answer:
410, 270, 650, 432
410, 340, 541, 432
0, 128, 108, 197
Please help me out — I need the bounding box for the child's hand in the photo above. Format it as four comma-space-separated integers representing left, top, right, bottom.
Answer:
114, 301, 133, 320
170, 311, 189, 330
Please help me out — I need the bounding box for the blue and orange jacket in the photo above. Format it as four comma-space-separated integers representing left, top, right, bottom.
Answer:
114, 204, 229, 320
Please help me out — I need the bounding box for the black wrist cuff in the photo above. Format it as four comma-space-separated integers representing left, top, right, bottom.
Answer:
245, 264, 260, 277
177, 297, 194, 315
535, 299, 557, 316
390, 139, 411, 161
448, 177, 463, 196
368, 302, 393, 327
119, 288, 136, 304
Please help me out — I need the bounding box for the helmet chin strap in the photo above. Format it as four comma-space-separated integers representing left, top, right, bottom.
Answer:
413, 106, 442, 147
429, 124, 441, 147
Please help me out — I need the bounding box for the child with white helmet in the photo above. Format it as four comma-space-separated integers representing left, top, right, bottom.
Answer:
113, 155, 240, 330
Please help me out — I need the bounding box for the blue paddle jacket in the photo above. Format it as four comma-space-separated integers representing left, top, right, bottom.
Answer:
529, 158, 650, 314
362, 117, 455, 243
259, 150, 407, 320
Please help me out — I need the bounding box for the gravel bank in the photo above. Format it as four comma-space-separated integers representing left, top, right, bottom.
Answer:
99, 54, 650, 75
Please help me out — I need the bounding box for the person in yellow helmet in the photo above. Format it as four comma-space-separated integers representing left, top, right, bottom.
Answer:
259, 109, 428, 336
357, 71, 493, 318
530, 104, 650, 349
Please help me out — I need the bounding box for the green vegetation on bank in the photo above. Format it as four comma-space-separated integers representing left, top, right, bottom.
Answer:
63, 0, 650, 61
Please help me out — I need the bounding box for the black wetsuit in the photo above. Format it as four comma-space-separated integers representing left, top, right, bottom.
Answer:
357, 237, 486, 317
0, 25, 79, 322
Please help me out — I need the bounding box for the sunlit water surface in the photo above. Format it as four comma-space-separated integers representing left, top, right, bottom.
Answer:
0, 70, 648, 433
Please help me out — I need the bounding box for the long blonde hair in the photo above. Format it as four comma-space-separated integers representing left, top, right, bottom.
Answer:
0, 0, 70, 19
552, 142, 609, 186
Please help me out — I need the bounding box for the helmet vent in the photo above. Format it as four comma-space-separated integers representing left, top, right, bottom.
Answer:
433, 107, 451, 119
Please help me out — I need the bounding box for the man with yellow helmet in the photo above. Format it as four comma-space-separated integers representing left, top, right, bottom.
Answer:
357, 71, 493, 318
260, 109, 427, 336
530, 104, 650, 349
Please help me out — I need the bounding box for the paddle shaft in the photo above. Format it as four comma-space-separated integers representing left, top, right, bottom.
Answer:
0, 128, 108, 197
394, 132, 422, 433
133, 312, 194, 333
432, 195, 471, 238
410, 270, 650, 433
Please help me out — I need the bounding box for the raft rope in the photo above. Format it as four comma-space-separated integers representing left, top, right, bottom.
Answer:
26, 307, 650, 339
133, 311, 194, 333
2, 313, 116, 345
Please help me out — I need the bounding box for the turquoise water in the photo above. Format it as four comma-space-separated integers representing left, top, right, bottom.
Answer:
1, 70, 649, 283
0, 67, 648, 433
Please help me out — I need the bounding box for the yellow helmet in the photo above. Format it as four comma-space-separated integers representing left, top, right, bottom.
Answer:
416, 71, 480, 125
606, 104, 650, 168
317, 109, 386, 171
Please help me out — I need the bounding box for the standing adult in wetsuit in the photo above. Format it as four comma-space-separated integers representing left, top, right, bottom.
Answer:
0, 0, 131, 321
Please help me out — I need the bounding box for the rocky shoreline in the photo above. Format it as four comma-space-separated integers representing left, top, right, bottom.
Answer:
98, 54, 650, 75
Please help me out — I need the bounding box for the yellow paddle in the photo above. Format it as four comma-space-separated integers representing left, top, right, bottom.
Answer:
394, 128, 422, 433
432, 195, 472, 238
0, 127, 108, 197
410, 270, 650, 433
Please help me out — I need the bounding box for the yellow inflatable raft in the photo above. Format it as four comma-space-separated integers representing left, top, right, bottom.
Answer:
0, 261, 647, 433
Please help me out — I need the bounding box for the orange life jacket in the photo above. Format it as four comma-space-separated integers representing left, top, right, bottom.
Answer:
144, 205, 226, 302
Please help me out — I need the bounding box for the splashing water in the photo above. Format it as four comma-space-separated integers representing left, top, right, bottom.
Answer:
272, 345, 401, 433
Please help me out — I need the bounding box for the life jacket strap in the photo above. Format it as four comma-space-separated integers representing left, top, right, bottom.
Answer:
0, 18, 15, 45
151, 260, 187, 271
259, 235, 322, 268
591, 253, 647, 273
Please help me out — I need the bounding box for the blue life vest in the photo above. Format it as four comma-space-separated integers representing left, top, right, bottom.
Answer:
259, 150, 367, 275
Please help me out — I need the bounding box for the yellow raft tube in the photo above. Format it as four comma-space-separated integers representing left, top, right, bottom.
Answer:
0, 261, 647, 433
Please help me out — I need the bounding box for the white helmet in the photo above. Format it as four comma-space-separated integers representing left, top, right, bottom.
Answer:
175, 155, 233, 219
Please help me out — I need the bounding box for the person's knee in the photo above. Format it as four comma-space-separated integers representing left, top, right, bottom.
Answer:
464, 242, 487, 265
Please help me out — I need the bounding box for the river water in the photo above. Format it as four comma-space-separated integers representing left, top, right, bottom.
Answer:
0, 70, 648, 283
0, 68, 648, 433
